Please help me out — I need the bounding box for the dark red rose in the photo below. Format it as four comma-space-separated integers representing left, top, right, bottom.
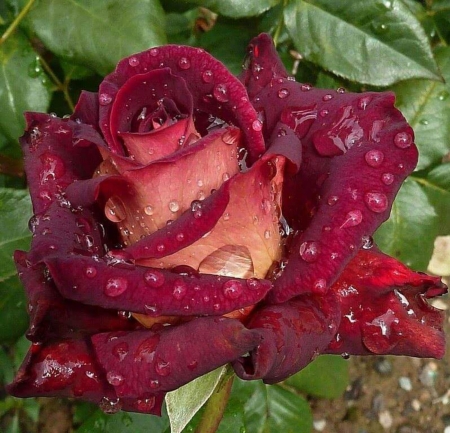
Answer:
8, 34, 446, 416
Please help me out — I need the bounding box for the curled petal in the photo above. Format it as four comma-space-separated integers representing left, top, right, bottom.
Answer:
45, 255, 272, 317
326, 248, 447, 358
99, 45, 265, 161
242, 34, 418, 301
72, 91, 100, 130
91, 316, 262, 396
233, 292, 340, 384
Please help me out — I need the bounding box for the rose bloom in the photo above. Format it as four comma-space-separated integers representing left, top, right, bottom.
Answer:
8, 34, 446, 415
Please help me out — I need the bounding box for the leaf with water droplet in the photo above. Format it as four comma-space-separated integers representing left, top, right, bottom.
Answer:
166, 366, 227, 433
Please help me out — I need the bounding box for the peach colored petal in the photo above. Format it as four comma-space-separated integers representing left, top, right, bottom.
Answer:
139, 156, 285, 279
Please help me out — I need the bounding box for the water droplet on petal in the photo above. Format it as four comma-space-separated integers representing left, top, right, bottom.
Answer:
173, 280, 187, 300
223, 280, 243, 299
112, 342, 129, 361
252, 119, 263, 131
365, 149, 384, 167
358, 96, 372, 110
264, 230, 271, 239
85, 266, 97, 278
313, 278, 327, 293
337, 87, 346, 93
362, 235, 374, 249
128, 56, 139, 67
364, 192, 388, 213
155, 357, 171, 376
105, 196, 127, 223
149, 48, 159, 56
341, 352, 350, 360
328, 195, 339, 206
213, 83, 229, 102
322, 94, 333, 101
137, 397, 156, 412
99, 93, 112, 105
104, 277, 128, 297
221, 129, 240, 145
202, 69, 213, 83
99, 397, 122, 414
299, 241, 321, 262
191, 200, 203, 218
168, 200, 180, 213
178, 57, 191, 70
382, 173, 394, 185
246, 278, 261, 290
301, 84, 311, 91
144, 205, 154, 215
277, 88, 289, 99
340, 210, 363, 228
40, 153, 65, 183
394, 131, 412, 149
144, 269, 165, 288
319, 109, 329, 117
106, 371, 124, 386
176, 232, 185, 242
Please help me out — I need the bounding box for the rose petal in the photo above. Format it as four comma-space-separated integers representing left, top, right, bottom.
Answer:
326, 248, 447, 358
242, 34, 418, 301
99, 45, 265, 161
140, 156, 285, 278
72, 91, 100, 129
98, 127, 240, 245
91, 317, 262, 396
45, 255, 272, 317
233, 291, 340, 383
20, 113, 101, 214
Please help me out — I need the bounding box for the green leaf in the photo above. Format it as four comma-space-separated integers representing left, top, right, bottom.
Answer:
178, 0, 280, 18
375, 179, 438, 270
393, 46, 450, 170
285, 355, 349, 399
284, 0, 441, 86
411, 164, 450, 235
22, 0, 167, 75
0, 346, 14, 385
431, 0, 450, 43
0, 188, 32, 282
76, 409, 168, 433
4, 412, 20, 433
0, 31, 52, 143
166, 366, 227, 433
234, 379, 313, 433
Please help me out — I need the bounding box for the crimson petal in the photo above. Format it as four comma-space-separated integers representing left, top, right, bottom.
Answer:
326, 248, 447, 358
91, 317, 262, 396
242, 34, 418, 302
232, 292, 340, 384
99, 45, 265, 161
45, 255, 272, 317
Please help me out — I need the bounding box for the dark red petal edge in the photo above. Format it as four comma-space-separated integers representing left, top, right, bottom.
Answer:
98, 45, 265, 161
326, 248, 447, 358
242, 34, 418, 302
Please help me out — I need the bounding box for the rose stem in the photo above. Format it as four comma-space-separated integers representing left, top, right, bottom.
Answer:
194, 367, 235, 433
0, 0, 36, 46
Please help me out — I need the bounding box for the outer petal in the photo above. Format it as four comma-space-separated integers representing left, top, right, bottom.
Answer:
326, 248, 447, 358
91, 317, 262, 396
242, 34, 418, 301
99, 45, 265, 161
232, 291, 340, 384
45, 255, 272, 317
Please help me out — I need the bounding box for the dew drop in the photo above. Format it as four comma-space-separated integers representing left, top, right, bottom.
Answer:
137, 397, 156, 412
105, 196, 127, 223
299, 241, 321, 262
144, 205, 154, 216
394, 131, 412, 149
264, 229, 271, 239
322, 94, 333, 101
301, 84, 311, 91
191, 200, 203, 218
222, 280, 243, 299
341, 352, 350, 360
202, 69, 213, 83
168, 200, 180, 213
144, 269, 165, 288
221, 129, 240, 146
327, 195, 339, 206
319, 109, 329, 117
223, 212, 230, 221
85, 266, 97, 278
99, 93, 112, 105
381, 173, 394, 185
104, 277, 128, 297
222, 172, 230, 182
173, 280, 187, 300
340, 210, 363, 229
149, 48, 159, 56
313, 278, 327, 293
362, 235, 374, 249
178, 57, 191, 70
213, 84, 229, 102
176, 232, 185, 242
149, 379, 160, 389
337, 87, 346, 94
364, 192, 388, 213
246, 278, 261, 290
187, 360, 198, 370
106, 371, 124, 386
277, 88, 289, 99
155, 358, 171, 376
252, 119, 263, 131
112, 342, 129, 361
358, 96, 372, 110
99, 397, 122, 414
128, 56, 139, 67
364, 149, 384, 167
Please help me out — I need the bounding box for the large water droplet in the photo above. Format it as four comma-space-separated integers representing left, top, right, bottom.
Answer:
213, 84, 229, 102
99, 93, 112, 105
222, 280, 243, 299
104, 277, 128, 297
252, 119, 263, 131
394, 131, 412, 149
105, 196, 127, 223
202, 70, 213, 83
144, 269, 165, 288
128, 56, 139, 67
106, 371, 124, 386
144, 205, 154, 216
364, 192, 388, 213
365, 149, 384, 167
168, 200, 180, 213
299, 241, 321, 262
340, 210, 363, 228
277, 88, 289, 99
85, 266, 97, 278
173, 280, 187, 300
178, 57, 191, 70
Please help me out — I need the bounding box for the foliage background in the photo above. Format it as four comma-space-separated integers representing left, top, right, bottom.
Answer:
0, 0, 449, 432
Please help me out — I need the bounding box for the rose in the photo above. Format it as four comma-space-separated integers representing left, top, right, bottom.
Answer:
8, 34, 446, 416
